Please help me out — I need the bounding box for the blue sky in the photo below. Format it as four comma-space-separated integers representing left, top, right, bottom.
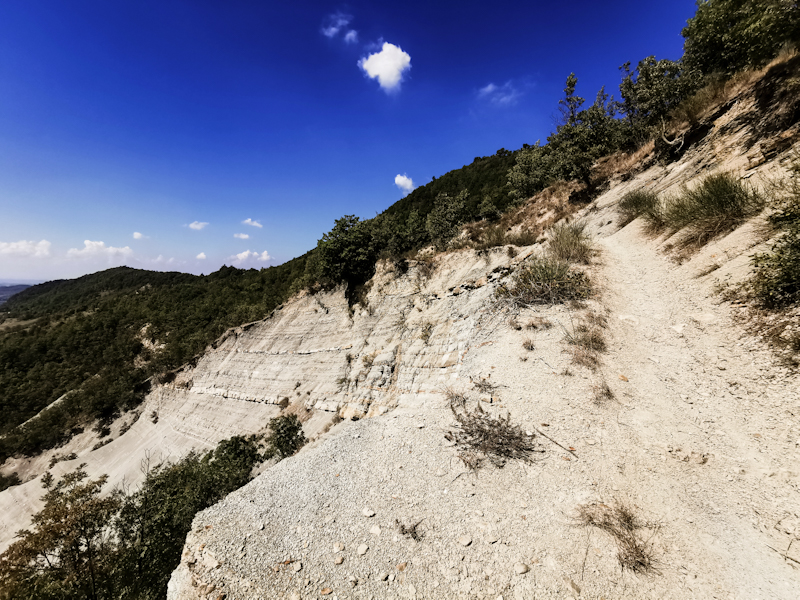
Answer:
0, 0, 697, 281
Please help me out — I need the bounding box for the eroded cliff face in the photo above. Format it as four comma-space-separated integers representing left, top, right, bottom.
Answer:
0, 244, 524, 552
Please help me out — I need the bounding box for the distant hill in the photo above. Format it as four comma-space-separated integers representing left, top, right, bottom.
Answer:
0, 285, 30, 305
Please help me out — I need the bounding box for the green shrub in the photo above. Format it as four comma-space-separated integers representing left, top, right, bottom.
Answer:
617, 189, 660, 226
547, 221, 592, 263
264, 414, 307, 459
661, 172, 764, 245
496, 256, 591, 306
751, 156, 800, 307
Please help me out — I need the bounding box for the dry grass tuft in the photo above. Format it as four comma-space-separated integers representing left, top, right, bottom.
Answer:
593, 380, 615, 404
396, 518, 425, 541
472, 378, 498, 394
547, 220, 593, 264
445, 396, 542, 469
526, 316, 553, 330
522, 337, 535, 351
563, 312, 607, 370
577, 501, 659, 574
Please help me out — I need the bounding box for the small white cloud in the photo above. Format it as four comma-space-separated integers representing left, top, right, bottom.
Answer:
230, 250, 271, 266
133, 232, 143, 240
234, 233, 250, 240
395, 174, 414, 195
242, 218, 262, 228
0, 240, 51, 257
322, 12, 352, 38
196, 252, 207, 260
67, 240, 133, 259
189, 221, 209, 230
359, 42, 411, 92
478, 81, 521, 106
344, 30, 358, 43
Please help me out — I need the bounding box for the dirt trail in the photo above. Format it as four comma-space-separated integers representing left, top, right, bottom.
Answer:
591, 219, 800, 598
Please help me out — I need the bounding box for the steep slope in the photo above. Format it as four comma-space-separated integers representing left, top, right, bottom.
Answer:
164, 92, 800, 597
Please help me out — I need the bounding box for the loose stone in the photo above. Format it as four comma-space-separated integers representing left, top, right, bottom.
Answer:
362, 508, 376, 518
357, 543, 369, 555
514, 562, 530, 574
458, 535, 472, 547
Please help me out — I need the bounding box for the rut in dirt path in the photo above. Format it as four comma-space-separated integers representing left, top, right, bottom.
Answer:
592, 221, 800, 599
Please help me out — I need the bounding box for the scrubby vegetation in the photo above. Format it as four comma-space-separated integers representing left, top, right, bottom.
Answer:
0, 430, 286, 600
617, 189, 660, 226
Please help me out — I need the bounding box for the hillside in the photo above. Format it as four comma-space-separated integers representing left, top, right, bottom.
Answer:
0, 50, 798, 598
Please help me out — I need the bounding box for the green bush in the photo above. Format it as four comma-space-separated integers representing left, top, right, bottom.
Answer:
617, 189, 661, 226
751, 157, 800, 307
496, 255, 591, 306
263, 414, 307, 459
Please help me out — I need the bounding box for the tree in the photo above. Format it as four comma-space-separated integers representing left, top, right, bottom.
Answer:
425, 190, 470, 249
0, 466, 122, 600
618, 56, 702, 138
312, 215, 377, 288
682, 0, 800, 75
264, 414, 307, 459
558, 73, 585, 126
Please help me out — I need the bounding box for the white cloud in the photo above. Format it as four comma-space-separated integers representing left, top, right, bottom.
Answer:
67, 240, 133, 259
242, 218, 262, 228
395, 174, 414, 195
322, 12, 352, 38
359, 42, 411, 92
133, 231, 143, 239
234, 233, 250, 239
189, 221, 209, 230
478, 81, 521, 106
196, 252, 207, 260
0, 240, 51, 258
230, 250, 271, 266
344, 30, 358, 43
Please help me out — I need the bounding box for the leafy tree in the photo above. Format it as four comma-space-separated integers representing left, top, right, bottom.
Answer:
0, 466, 122, 600
618, 56, 702, 140
682, 0, 800, 76
263, 414, 307, 459
507, 142, 552, 202
425, 190, 470, 249
312, 215, 378, 289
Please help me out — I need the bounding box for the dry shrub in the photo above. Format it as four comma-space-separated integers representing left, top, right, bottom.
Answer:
526, 316, 553, 330
547, 221, 593, 263
396, 518, 425, 541
564, 313, 607, 370
577, 502, 658, 574
496, 256, 592, 307
593, 380, 615, 404
506, 228, 539, 247
472, 378, 498, 394
445, 396, 542, 469
507, 316, 522, 330
592, 141, 655, 182
522, 337, 535, 351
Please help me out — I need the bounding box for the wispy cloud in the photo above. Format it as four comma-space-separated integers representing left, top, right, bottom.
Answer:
0, 240, 51, 258
234, 233, 250, 240
395, 174, 414, 195
478, 81, 521, 106
188, 221, 208, 230
322, 12, 354, 39
242, 218, 262, 228
344, 30, 358, 43
230, 250, 271, 266
67, 240, 133, 259
133, 232, 144, 240
359, 42, 411, 92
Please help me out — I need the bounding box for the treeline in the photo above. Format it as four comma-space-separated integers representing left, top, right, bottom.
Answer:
0, 257, 308, 461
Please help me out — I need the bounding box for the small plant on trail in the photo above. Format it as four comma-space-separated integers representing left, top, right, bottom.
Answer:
522, 337, 535, 351
396, 518, 425, 541
472, 378, 498, 394
547, 221, 593, 263
593, 380, 615, 403
617, 189, 660, 226
445, 394, 542, 470
496, 255, 591, 306
526, 316, 553, 330
577, 501, 659, 574
263, 414, 307, 460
